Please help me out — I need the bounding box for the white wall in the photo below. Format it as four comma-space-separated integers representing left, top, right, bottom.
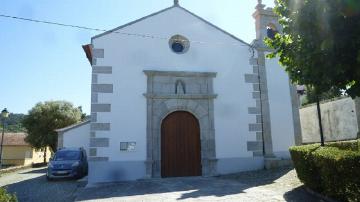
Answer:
62, 123, 90, 154
93, 7, 257, 162
265, 57, 295, 158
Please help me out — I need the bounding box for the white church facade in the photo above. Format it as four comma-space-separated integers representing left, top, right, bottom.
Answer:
57, 1, 302, 183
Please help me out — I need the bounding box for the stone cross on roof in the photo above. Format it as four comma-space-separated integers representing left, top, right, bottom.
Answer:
174, 0, 179, 6
256, 0, 266, 9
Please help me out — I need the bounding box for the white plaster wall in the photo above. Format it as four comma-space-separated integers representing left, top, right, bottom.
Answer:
265, 57, 295, 158
62, 123, 90, 154
92, 7, 256, 162
300, 97, 358, 143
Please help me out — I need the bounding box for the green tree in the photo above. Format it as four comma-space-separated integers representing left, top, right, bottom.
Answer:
22, 101, 84, 162
266, 0, 360, 98
302, 86, 343, 106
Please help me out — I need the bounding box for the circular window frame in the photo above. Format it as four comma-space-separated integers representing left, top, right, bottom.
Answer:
169, 35, 190, 54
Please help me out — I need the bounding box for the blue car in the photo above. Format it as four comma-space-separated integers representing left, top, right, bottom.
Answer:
46, 147, 88, 180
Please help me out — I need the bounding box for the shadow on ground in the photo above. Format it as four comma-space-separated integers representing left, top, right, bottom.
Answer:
2, 169, 86, 202
19, 168, 48, 174
77, 167, 322, 201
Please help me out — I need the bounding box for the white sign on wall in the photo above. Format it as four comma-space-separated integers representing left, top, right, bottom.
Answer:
120, 142, 136, 151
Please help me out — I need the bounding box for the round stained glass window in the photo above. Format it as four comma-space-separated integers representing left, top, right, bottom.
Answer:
172, 42, 184, 53
169, 35, 190, 54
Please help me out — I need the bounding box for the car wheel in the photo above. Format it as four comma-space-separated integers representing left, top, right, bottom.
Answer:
75, 170, 83, 179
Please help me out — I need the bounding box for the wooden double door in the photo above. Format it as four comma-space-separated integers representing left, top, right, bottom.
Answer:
161, 111, 202, 178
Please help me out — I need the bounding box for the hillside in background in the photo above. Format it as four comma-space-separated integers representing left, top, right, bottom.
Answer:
0, 113, 26, 132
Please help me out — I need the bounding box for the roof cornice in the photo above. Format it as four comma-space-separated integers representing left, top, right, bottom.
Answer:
90, 5, 251, 47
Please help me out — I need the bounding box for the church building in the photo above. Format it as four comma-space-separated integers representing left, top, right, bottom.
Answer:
59, 0, 302, 183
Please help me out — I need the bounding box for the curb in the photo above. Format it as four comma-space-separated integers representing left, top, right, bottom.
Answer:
0, 165, 32, 175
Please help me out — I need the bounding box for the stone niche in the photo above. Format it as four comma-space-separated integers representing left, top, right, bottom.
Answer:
143, 70, 218, 178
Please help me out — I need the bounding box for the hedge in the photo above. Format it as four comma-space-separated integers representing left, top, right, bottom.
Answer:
290, 140, 360, 202
0, 187, 17, 202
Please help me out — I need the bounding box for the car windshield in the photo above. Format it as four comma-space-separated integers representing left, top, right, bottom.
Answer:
53, 150, 81, 161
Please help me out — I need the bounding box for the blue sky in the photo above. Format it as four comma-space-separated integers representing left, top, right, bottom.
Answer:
0, 0, 274, 114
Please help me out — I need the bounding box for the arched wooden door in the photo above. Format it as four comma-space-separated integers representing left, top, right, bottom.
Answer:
161, 111, 202, 177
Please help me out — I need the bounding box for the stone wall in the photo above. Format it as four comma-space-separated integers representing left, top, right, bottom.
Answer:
355, 97, 360, 136
300, 97, 359, 143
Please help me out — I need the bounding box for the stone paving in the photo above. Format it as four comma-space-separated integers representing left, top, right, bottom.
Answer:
76, 167, 322, 202
0, 167, 85, 202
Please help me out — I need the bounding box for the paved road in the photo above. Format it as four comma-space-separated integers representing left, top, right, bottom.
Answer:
0, 167, 85, 202
77, 167, 322, 202
1, 167, 322, 202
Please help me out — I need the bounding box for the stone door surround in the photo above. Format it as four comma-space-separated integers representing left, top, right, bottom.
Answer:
144, 70, 218, 178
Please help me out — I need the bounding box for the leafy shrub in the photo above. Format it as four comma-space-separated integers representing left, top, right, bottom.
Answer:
290, 140, 360, 202
0, 187, 17, 202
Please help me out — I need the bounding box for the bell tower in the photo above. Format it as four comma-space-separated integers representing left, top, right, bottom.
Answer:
248, 0, 280, 159
252, 0, 280, 49
250, 1, 303, 163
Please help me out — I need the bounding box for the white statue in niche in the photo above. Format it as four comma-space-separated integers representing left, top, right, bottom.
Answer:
175, 80, 186, 94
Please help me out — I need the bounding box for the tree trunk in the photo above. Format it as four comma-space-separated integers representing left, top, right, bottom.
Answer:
43, 147, 47, 163
316, 97, 325, 146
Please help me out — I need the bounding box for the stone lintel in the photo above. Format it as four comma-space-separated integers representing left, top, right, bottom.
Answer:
91, 93, 98, 103
143, 93, 217, 100
93, 66, 112, 74
91, 104, 111, 112
256, 132, 263, 141
143, 70, 217, 78
90, 138, 109, 147
256, 115, 262, 123
91, 123, 110, 131
249, 58, 259, 65
89, 157, 109, 162
91, 113, 97, 122
248, 107, 261, 114
253, 92, 261, 99
245, 74, 259, 83
92, 84, 113, 93
89, 148, 97, 156
247, 141, 263, 151
249, 123, 262, 132
92, 49, 104, 58
92, 74, 98, 84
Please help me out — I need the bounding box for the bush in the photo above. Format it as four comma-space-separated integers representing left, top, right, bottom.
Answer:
0, 187, 17, 202
290, 140, 360, 202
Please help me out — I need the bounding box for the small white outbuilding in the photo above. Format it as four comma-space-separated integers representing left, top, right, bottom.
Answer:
56, 120, 90, 153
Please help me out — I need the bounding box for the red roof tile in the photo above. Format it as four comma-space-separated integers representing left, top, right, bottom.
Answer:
0, 133, 29, 146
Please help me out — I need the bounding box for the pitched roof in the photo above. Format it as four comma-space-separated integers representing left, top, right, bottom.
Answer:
1, 133, 29, 146
91, 5, 250, 47
55, 120, 90, 133
82, 44, 93, 65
